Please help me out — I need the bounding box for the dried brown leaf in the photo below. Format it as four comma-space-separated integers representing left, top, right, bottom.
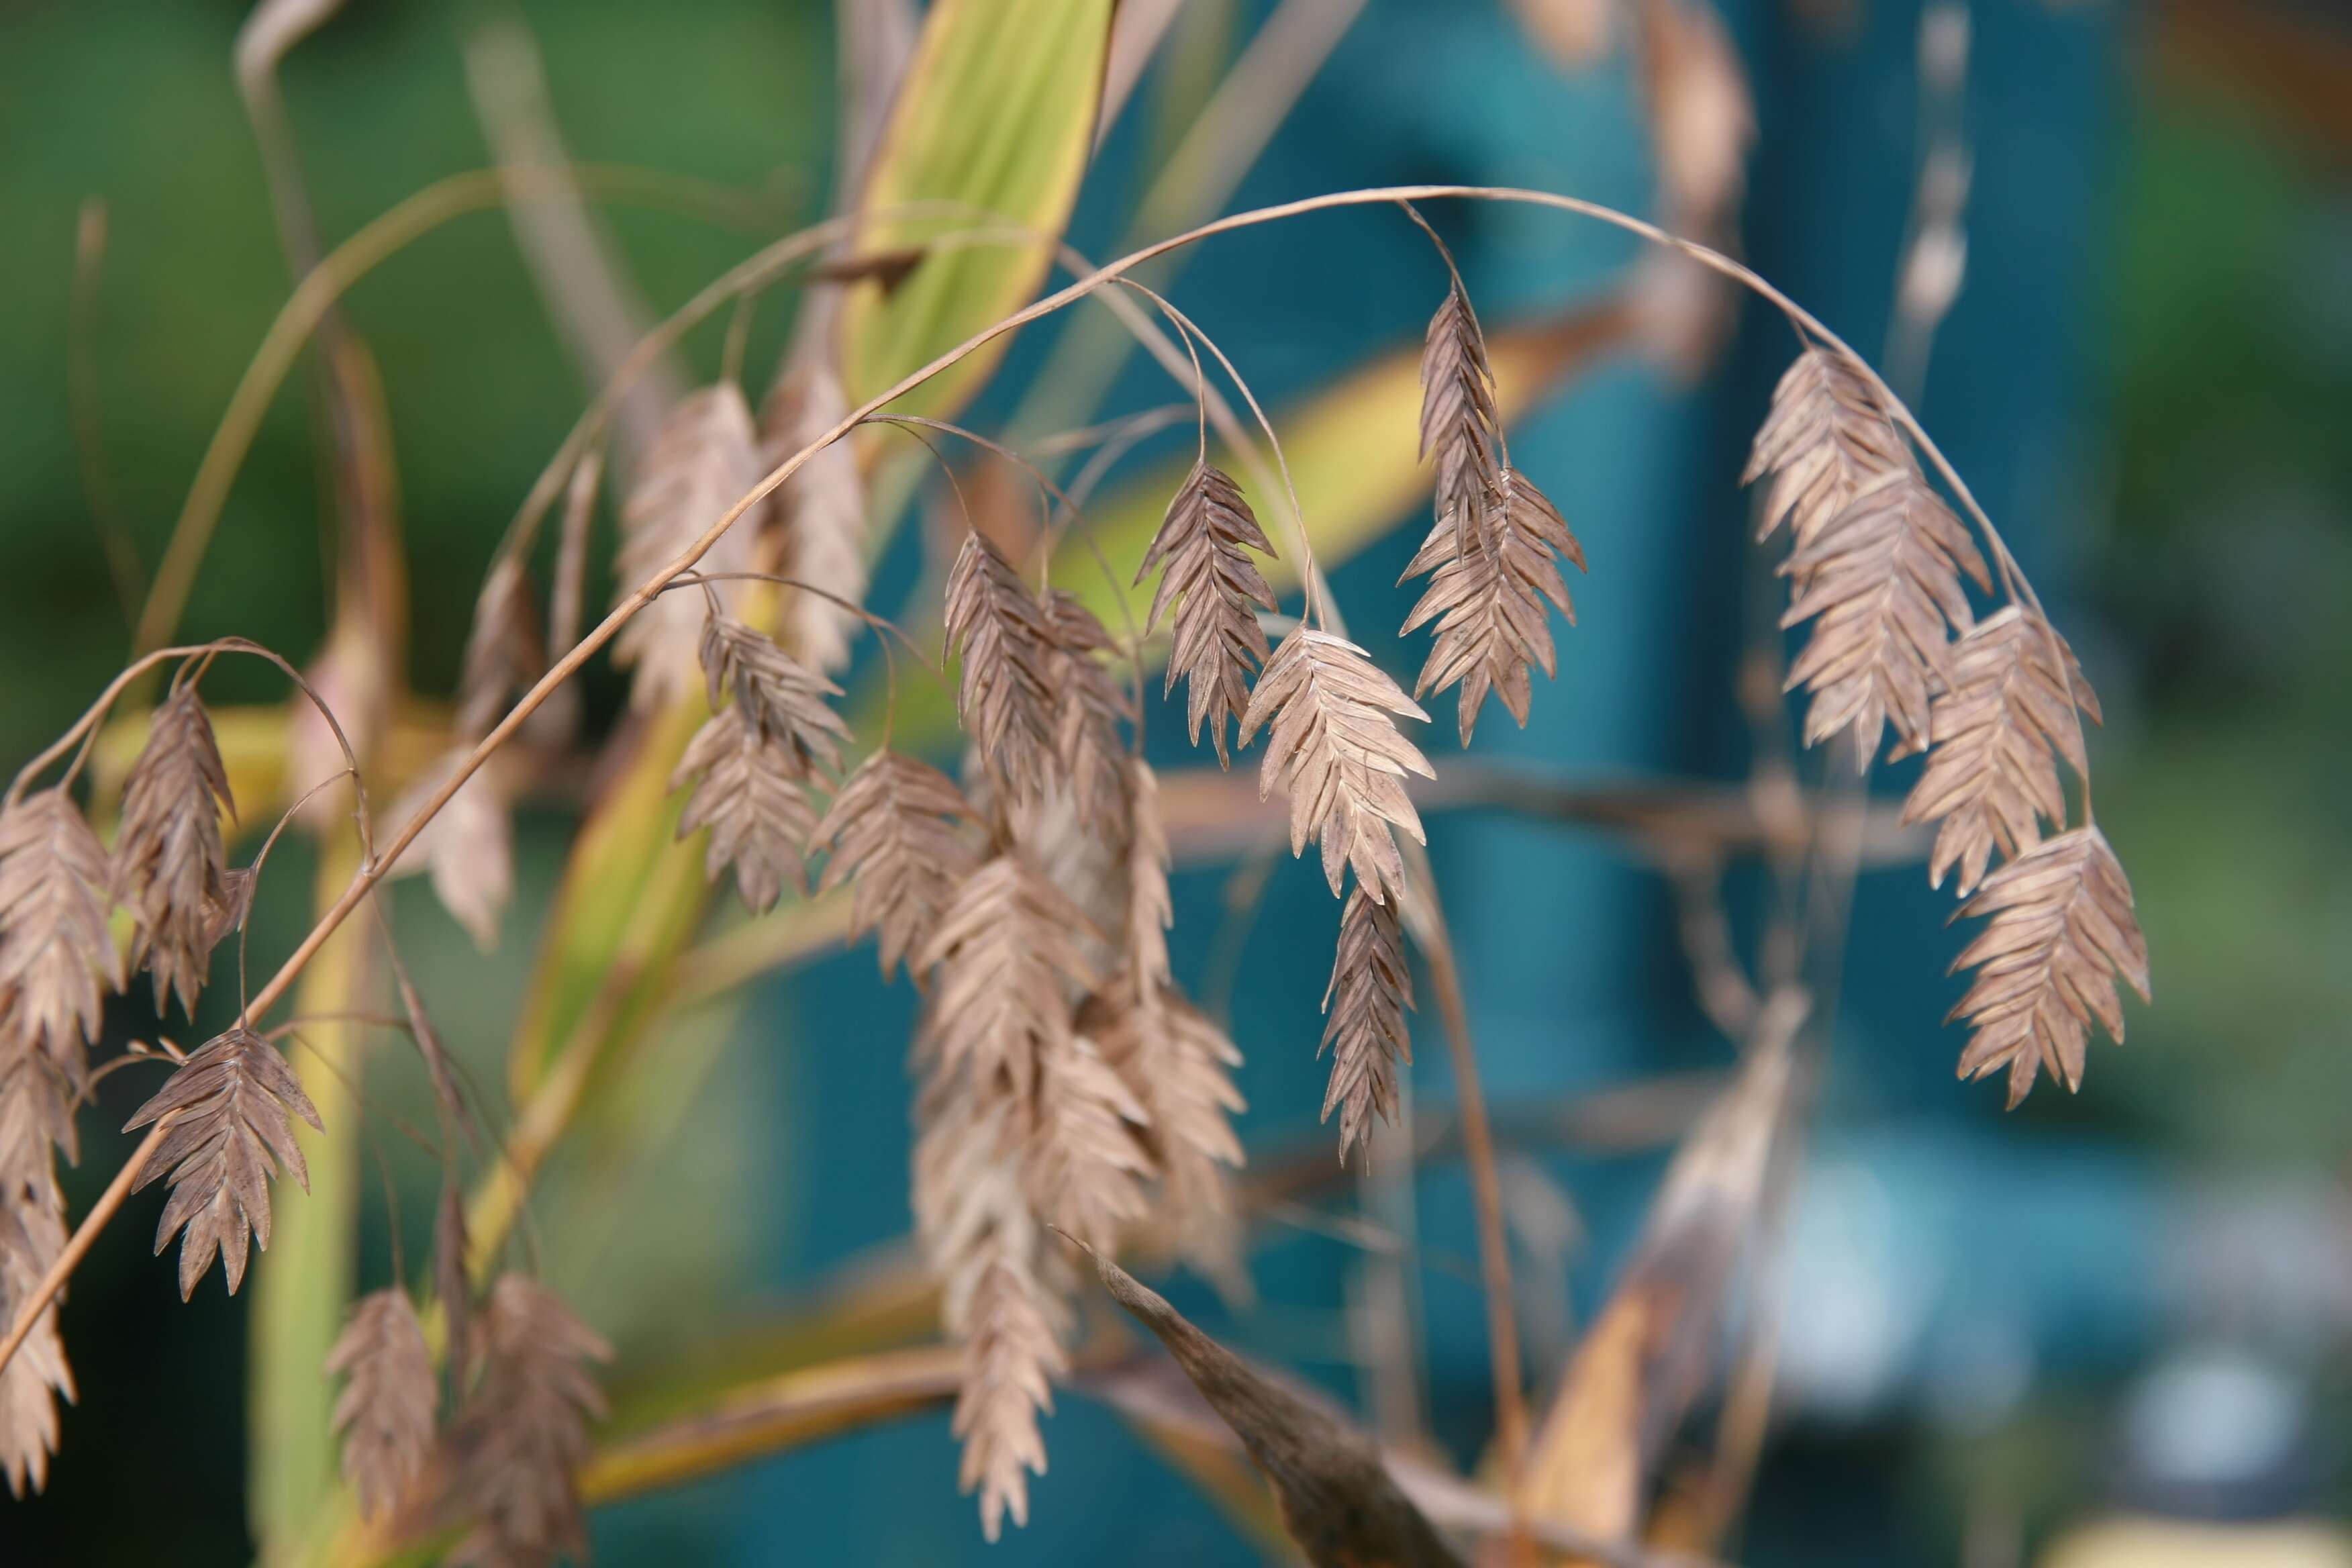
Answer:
759, 361, 869, 674
444, 1273, 611, 1568
671, 707, 820, 914
913, 856, 1097, 1101
124, 1025, 324, 1298
1779, 468, 1990, 764
1238, 630, 1434, 905
1080, 1246, 1466, 1568
0, 789, 121, 1073
1949, 826, 2149, 1107
1902, 607, 2100, 896
1402, 465, 1586, 744
944, 532, 1059, 801
327, 1287, 436, 1520
114, 686, 236, 1017
812, 748, 981, 981
1320, 888, 1414, 1165
1136, 460, 1277, 767
614, 383, 762, 707
1523, 991, 1800, 1538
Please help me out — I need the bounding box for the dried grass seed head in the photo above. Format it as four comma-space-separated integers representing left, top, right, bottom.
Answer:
0, 1190, 72, 1498
1024, 1028, 1155, 1252
914, 855, 1098, 1101
1418, 281, 1501, 548
455, 554, 547, 741
1042, 589, 1134, 824
1744, 344, 1911, 566
387, 751, 514, 952
914, 1091, 1069, 1544
1321, 887, 1414, 1165
1779, 466, 1990, 764
1238, 630, 1433, 905
0, 789, 124, 1075
944, 532, 1060, 801
1138, 459, 1277, 767
114, 685, 237, 1017
326, 1287, 437, 1520
124, 1025, 324, 1297
698, 611, 850, 777
443, 1273, 611, 1568
812, 748, 982, 981
1402, 464, 1585, 744
759, 361, 871, 674
1949, 826, 2149, 1107
614, 383, 763, 707
672, 706, 821, 914
1902, 606, 2100, 896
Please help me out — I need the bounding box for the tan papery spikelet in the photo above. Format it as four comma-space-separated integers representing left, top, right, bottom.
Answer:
1948, 826, 2149, 1107
123, 1026, 325, 1297
1902, 607, 2101, 896
1238, 630, 1434, 905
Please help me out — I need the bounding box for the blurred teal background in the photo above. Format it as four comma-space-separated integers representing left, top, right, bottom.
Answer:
3, 1, 2349, 1564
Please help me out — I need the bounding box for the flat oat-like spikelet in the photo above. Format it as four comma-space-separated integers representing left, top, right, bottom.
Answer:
0, 789, 123, 1073
1744, 344, 1910, 572
944, 532, 1059, 801
1238, 630, 1434, 905
388, 752, 514, 952
114, 686, 236, 1016
0, 1054, 75, 1498
1087, 987, 1247, 1287
614, 383, 762, 707
914, 1095, 1069, 1542
1321, 888, 1414, 1164
1903, 607, 2102, 895
697, 612, 850, 776
671, 707, 820, 914
812, 749, 981, 981
1136, 460, 1276, 767
1042, 590, 1133, 823
326, 1287, 436, 1520
914, 856, 1097, 1100
1948, 826, 2150, 1107
0, 1187, 73, 1498
1780, 468, 1990, 764
1024, 1030, 1155, 1251
1418, 281, 1500, 546
1401, 466, 1585, 744
760, 361, 869, 674
124, 1025, 324, 1297
454, 554, 546, 740
1122, 758, 1171, 995
444, 1273, 611, 1568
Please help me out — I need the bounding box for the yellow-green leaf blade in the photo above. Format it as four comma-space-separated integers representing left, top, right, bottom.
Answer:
836, 0, 1113, 422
